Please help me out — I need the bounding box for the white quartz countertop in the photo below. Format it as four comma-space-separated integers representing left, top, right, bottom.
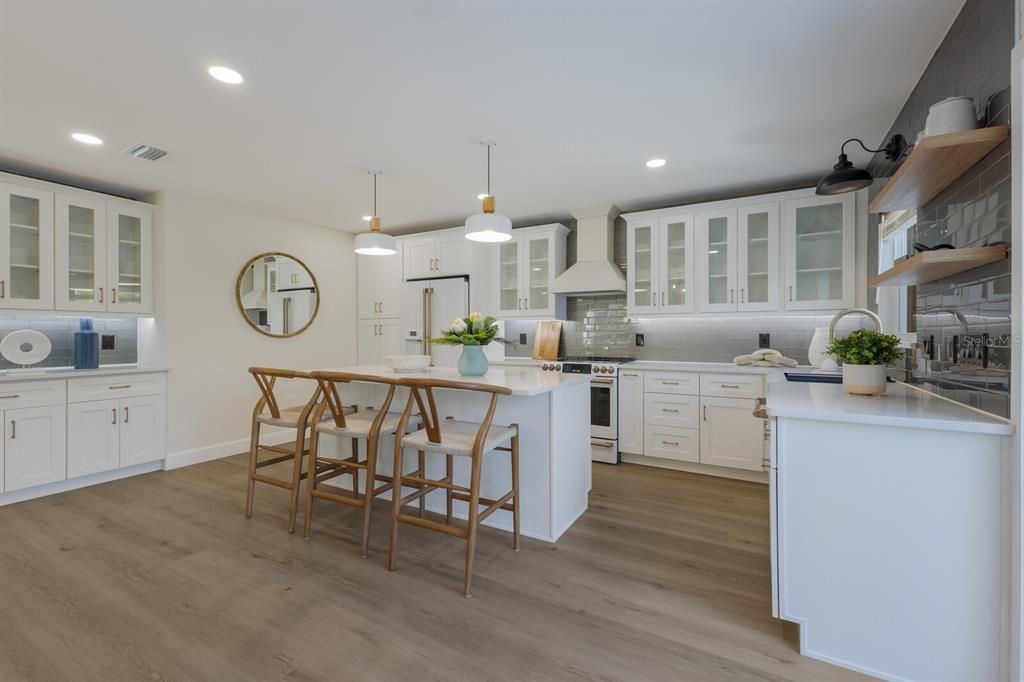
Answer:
314, 364, 589, 396
0, 365, 169, 383
495, 358, 801, 374
767, 380, 1013, 435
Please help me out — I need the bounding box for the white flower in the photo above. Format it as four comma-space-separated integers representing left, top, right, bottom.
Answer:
468, 312, 482, 323
449, 318, 467, 333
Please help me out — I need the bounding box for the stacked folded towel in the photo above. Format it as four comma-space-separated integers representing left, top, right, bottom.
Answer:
734, 348, 798, 368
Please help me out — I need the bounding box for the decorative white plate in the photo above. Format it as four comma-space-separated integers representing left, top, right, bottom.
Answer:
0, 329, 52, 367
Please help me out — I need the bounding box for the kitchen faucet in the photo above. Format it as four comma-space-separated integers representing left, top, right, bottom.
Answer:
916, 305, 970, 332
827, 308, 883, 343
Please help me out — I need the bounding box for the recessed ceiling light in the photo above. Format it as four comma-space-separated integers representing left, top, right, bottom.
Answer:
362, 215, 372, 221
208, 66, 244, 84
71, 132, 103, 145
645, 158, 666, 168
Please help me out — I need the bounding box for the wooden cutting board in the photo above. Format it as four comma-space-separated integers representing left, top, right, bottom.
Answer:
532, 320, 562, 360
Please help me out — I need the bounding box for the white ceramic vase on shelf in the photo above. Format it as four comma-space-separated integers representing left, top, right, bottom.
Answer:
807, 327, 829, 368
842, 364, 887, 396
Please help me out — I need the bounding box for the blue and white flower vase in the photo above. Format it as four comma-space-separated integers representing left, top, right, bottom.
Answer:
457, 344, 489, 376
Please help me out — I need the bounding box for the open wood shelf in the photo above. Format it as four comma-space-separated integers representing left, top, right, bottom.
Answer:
869, 126, 1008, 213
870, 245, 1007, 287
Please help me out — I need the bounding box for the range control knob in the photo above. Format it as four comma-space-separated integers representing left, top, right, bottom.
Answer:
555, 364, 562, 371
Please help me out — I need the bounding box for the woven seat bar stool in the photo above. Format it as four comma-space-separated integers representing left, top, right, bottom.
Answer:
245, 367, 353, 532
303, 371, 424, 557
387, 376, 520, 597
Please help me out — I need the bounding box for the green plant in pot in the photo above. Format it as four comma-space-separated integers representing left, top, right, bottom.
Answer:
826, 329, 902, 395
429, 313, 513, 376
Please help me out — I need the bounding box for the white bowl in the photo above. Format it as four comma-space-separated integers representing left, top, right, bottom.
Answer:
925, 96, 977, 137
385, 354, 431, 373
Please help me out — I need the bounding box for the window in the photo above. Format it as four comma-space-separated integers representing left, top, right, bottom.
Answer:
877, 210, 916, 334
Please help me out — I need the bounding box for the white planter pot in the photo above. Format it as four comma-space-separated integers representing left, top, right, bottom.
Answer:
842, 364, 887, 396
807, 327, 829, 368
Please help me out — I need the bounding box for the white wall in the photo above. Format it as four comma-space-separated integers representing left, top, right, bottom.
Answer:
143, 191, 357, 467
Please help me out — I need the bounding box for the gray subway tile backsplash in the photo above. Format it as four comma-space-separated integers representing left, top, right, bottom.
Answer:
0, 315, 139, 369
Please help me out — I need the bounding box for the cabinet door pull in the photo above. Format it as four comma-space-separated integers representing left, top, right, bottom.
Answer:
661, 291, 665, 306
524, 296, 528, 309
112, 288, 117, 304
109, 385, 131, 390
662, 440, 679, 446
124, 407, 129, 423
788, 285, 793, 302
517, 297, 522, 310
740, 288, 744, 304
99, 287, 104, 303
10, 419, 15, 439
730, 288, 734, 304
703, 405, 708, 421
111, 408, 117, 425
1, 279, 6, 298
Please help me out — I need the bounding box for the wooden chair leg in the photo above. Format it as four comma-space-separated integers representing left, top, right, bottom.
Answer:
387, 443, 404, 571
511, 432, 520, 552
463, 452, 483, 598
302, 425, 321, 540
351, 438, 361, 500
360, 436, 377, 558
445, 454, 453, 524
417, 450, 426, 518
286, 426, 307, 534
244, 420, 261, 518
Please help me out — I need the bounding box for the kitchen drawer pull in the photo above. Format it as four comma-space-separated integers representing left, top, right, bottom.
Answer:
720, 384, 740, 389
592, 379, 614, 385
109, 385, 132, 390
591, 441, 614, 448
0, 394, 19, 399
660, 381, 679, 386
661, 440, 679, 446
621, 372, 638, 377
661, 408, 679, 413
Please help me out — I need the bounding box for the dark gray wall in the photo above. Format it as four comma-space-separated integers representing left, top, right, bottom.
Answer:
867, 0, 1014, 418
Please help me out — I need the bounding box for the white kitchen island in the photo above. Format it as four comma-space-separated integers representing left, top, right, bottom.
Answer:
766, 379, 1013, 682
310, 364, 591, 543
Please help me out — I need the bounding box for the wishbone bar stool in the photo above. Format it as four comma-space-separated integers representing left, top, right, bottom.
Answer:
303, 371, 423, 557
245, 367, 352, 532
387, 376, 520, 597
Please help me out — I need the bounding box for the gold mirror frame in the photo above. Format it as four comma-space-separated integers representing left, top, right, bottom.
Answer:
235, 252, 321, 338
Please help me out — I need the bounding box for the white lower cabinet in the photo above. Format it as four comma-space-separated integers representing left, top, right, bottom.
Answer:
119, 395, 166, 466
622, 369, 767, 476
699, 396, 765, 471
357, 318, 401, 364
67, 394, 166, 476
3, 404, 66, 492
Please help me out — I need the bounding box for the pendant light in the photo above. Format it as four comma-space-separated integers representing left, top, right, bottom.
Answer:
465, 139, 512, 242
816, 135, 907, 196
354, 170, 397, 255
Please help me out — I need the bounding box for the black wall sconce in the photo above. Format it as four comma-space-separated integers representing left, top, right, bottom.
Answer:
816, 135, 908, 195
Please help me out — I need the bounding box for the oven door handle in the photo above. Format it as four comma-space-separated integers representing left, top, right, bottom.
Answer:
590, 440, 614, 448
592, 379, 615, 385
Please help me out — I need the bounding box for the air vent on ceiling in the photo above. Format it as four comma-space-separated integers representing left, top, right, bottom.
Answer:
124, 144, 167, 161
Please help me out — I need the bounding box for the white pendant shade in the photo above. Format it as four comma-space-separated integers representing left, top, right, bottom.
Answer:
465, 211, 512, 242
354, 230, 396, 255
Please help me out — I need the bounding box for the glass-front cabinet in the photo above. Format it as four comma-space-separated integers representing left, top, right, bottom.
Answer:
782, 194, 855, 311
0, 182, 54, 310
696, 208, 736, 312
108, 203, 152, 313
56, 194, 107, 311
492, 223, 568, 319
737, 203, 779, 312
626, 213, 695, 315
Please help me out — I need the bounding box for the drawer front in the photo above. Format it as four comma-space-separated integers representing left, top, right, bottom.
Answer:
68, 373, 166, 403
644, 372, 699, 395
700, 373, 765, 399
644, 425, 699, 463
644, 394, 700, 429
0, 380, 67, 410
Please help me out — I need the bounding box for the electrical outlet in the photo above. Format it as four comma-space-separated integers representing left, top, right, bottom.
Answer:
518, 332, 527, 345
101, 335, 115, 350
635, 333, 645, 347
758, 333, 770, 348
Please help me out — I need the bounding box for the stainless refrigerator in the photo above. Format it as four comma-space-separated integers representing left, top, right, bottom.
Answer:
401, 276, 469, 367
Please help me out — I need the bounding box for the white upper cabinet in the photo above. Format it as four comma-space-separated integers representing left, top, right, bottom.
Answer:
0, 182, 54, 310
403, 228, 469, 280
626, 213, 694, 316
782, 193, 855, 311
106, 202, 153, 314
492, 223, 568, 319
737, 203, 780, 312
696, 208, 737, 312
56, 194, 108, 312
357, 251, 402, 319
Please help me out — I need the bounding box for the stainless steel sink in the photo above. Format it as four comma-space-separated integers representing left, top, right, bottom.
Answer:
784, 372, 842, 384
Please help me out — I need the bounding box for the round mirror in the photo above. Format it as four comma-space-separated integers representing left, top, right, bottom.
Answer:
236, 252, 320, 338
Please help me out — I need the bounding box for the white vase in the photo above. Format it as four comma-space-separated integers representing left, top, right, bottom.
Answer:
807, 327, 829, 368
842, 364, 887, 396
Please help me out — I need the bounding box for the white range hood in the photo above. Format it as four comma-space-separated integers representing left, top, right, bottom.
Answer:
551, 204, 625, 294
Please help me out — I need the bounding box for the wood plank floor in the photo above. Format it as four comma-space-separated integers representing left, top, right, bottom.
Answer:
0, 454, 873, 681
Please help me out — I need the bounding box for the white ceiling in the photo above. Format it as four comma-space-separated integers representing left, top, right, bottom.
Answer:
0, 0, 963, 234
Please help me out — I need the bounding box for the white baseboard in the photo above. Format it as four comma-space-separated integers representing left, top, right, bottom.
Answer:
620, 453, 769, 483
0, 461, 163, 507
163, 429, 294, 471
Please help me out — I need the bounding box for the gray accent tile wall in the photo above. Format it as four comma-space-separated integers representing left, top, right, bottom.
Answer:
867, 0, 1013, 418
0, 315, 138, 369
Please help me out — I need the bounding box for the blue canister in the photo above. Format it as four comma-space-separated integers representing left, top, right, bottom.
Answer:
73, 318, 99, 369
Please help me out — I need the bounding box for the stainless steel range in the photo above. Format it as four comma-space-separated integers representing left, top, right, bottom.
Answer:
540, 356, 634, 464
